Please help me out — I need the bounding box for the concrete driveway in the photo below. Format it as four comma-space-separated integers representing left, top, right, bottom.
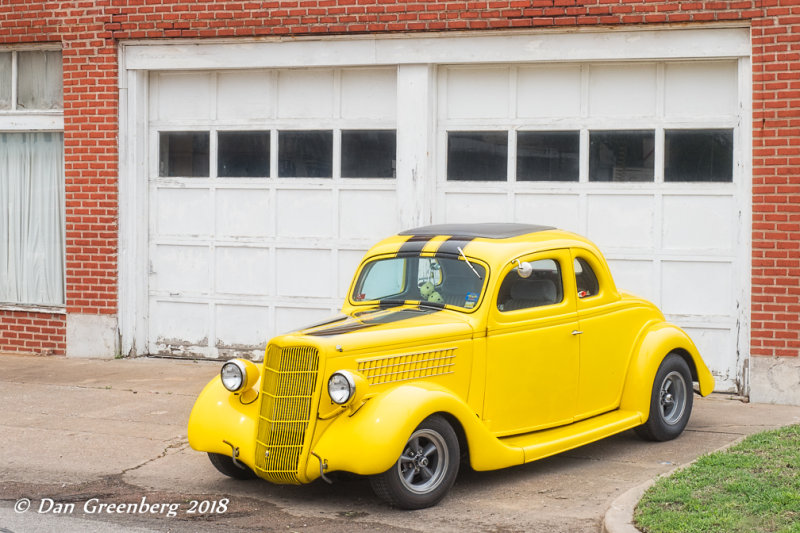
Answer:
1, 354, 798, 532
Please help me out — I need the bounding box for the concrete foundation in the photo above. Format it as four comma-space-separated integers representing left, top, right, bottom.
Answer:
66, 313, 119, 359
749, 355, 800, 406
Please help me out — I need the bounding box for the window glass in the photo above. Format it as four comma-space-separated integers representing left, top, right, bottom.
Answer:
353, 255, 486, 310
589, 130, 654, 182
218, 131, 269, 178
517, 131, 579, 182
497, 259, 563, 312
574, 257, 599, 298
447, 131, 508, 181
17, 50, 62, 110
158, 132, 210, 177
278, 130, 333, 178
0, 132, 64, 305
341, 130, 396, 178
665, 129, 733, 182
0, 52, 11, 109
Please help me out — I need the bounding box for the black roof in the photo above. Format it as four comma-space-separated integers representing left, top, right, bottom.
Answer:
399, 223, 555, 239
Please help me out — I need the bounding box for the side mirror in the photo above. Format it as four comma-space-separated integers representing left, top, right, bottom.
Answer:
514, 259, 533, 278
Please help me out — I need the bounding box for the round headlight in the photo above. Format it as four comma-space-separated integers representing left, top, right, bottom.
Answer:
328, 371, 356, 405
220, 360, 246, 392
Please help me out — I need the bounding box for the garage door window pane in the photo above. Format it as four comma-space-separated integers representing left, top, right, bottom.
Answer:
342, 130, 396, 178
17, 50, 62, 110
665, 129, 733, 182
517, 131, 579, 182
447, 131, 508, 181
218, 131, 270, 178
589, 131, 654, 182
159, 132, 210, 177
0, 53, 10, 109
279, 130, 333, 178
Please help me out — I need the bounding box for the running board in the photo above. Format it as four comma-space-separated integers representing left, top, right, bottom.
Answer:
498, 410, 643, 464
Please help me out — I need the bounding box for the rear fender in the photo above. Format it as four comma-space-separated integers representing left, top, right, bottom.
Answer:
619, 322, 715, 418
307, 383, 523, 480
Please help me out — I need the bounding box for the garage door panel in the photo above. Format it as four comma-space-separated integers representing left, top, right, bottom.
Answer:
661, 261, 733, 317
517, 65, 582, 118
155, 188, 212, 237
338, 249, 366, 296
150, 300, 210, 350
589, 64, 657, 117
277, 69, 334, 119
152, 245, 210, 294
152, 72, 213, 121
341, 68, 397, 120
276, 189, 335, 238
444, 192, 508, 223
665, 61, 738, 118
276, 248, 334, 298
587, 195, 655, 250
276, 306, 335, 336
662, 195, 735, 253
683, 327, 736, 391
514, 193, 581, 233
215, 246, 270, 296
339, 190, 398, 239
215, 304, 270, 352
217, 71, 274, 121
607, 259, 657, 302
215, 188, 271, 239
443, 67, 510, 119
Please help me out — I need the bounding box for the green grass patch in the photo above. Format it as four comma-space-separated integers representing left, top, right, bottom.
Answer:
634, 424, 800, 533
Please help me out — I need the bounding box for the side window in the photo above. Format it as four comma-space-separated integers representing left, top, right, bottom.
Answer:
497, 259, 563, 312
574, 257, 600, 299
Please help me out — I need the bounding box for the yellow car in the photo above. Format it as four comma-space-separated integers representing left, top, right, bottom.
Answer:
188, 223, 714, 509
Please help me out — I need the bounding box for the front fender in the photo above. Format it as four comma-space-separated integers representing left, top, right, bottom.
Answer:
187, 376, 261, 471
307, 383, 524, 480
619, 322, 715, 417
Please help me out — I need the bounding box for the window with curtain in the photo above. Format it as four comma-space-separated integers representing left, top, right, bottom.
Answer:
0, 132, 65, 306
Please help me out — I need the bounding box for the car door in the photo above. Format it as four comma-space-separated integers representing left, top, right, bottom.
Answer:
483, 249, 580, 436
571, 249, 637, 420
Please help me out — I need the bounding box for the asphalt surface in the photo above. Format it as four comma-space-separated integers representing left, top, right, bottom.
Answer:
1, 354, 798, 533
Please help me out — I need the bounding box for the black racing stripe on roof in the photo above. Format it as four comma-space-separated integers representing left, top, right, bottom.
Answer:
435, 235, 476, 257
397, 234, 434, 255
398, 223, 555, 240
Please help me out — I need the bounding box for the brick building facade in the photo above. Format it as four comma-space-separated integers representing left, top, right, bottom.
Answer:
1, 0, 798, 404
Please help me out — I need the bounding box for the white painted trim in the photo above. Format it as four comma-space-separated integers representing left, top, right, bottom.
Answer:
0, 114, 64, 131
123, 27, 750, 71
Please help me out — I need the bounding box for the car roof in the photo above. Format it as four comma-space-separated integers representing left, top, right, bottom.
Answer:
398, 223, 555, 240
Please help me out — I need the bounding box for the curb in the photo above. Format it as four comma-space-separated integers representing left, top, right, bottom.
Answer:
601, 434, 749, 533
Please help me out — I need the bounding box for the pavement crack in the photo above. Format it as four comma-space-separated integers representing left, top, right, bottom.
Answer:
120, 437, 189, 476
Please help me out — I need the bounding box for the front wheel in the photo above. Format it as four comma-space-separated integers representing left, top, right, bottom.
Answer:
207, 452, 258, 480
369, 415, 460, 509
635, 353, 694, 442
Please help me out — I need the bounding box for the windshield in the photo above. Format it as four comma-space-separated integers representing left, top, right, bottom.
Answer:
352, 255, 487, 310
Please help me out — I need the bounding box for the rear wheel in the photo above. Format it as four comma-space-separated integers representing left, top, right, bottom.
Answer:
635, 353, 693, 442
207, 452, 257, 480
369, 415, 460, 509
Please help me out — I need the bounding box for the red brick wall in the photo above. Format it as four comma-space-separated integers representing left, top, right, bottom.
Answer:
0, 311, 66, 355
751, 2, 800, 359
0, 0, 798, 361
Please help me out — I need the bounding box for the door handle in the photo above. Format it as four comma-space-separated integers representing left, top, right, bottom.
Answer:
571, 330, 583, 336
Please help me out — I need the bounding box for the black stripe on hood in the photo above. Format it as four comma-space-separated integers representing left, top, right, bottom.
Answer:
304, 307, 441, 337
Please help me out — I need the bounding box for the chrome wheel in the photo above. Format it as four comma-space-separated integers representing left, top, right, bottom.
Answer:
659, 370, 687, 425
397, 428, 448, 495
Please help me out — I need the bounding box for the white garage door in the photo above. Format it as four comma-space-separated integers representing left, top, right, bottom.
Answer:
436, 60, 746, 391
147, 68, 400, 359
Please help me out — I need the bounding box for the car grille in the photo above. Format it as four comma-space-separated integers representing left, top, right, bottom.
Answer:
357, 347, 457, 385
254, 345, 319, 484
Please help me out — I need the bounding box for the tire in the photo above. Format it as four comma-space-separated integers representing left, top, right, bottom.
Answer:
635, 353, 694, 442
369, 415, 460, 509
207, 452, 258, 480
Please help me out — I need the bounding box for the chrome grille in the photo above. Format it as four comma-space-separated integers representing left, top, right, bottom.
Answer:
357, 348, 457, 385
254, 345, 319, 484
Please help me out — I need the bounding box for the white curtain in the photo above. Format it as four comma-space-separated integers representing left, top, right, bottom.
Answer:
0, 132, 65, 305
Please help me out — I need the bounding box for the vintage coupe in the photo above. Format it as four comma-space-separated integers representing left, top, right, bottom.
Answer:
188, 223, 714, 509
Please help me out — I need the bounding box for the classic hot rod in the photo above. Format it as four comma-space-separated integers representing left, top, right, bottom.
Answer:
188, 223, 714, 509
